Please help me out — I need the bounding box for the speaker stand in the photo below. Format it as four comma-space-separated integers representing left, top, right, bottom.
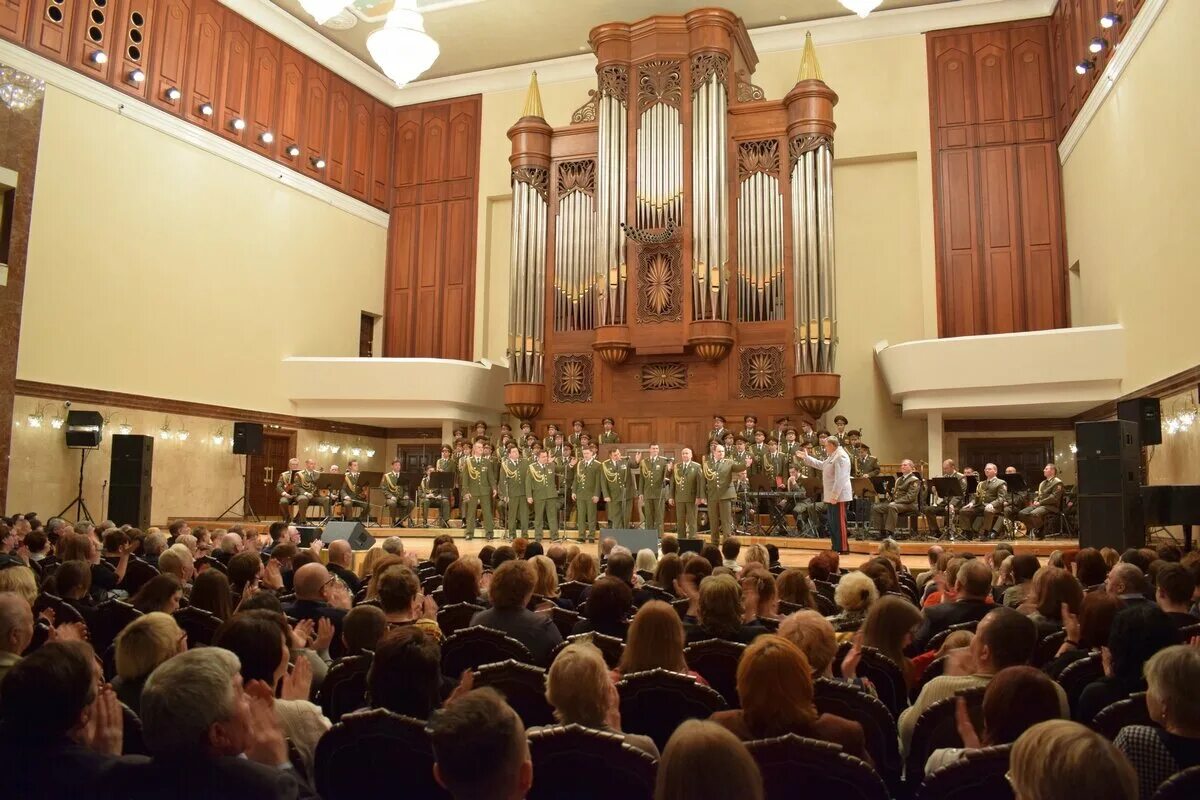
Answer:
218, 454, 260, 522
57, 448, 96, 523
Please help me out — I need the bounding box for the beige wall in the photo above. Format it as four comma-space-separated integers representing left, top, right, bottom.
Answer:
16, 86, 388, 415
476, 33, 935, 464
7, 395, 387, 523
1063, 0, 1199, 394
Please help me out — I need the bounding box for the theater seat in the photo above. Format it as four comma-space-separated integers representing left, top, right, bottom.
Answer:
916, 743, 1012, 800
526, 723, 657, 800
617, 668, 726, 752
313, 708, 449, 800
745, 733, 888, 800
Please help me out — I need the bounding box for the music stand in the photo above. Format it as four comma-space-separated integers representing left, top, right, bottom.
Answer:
344, 471, 383, 526
849, 476, 875, 530
1000, 473, 1028, 536
929, 477, 966, 542
313, 473, 345, 525
868, 476, 895, 498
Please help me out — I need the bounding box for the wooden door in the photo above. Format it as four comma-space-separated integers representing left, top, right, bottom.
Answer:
0, 0, 31, 44
246, 431, 295, 519
957, 437, 1054, 491
359, 312, 374, 357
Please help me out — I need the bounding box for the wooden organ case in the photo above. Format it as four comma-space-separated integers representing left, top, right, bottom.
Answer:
504, 8, 842, 441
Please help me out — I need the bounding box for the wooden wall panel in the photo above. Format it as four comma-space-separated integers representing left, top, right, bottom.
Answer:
246, 28, 278, 157
369, 101, 393, 209
69, 0, 116, 81
301, 59, 329, 179
1052, 0, 1145, 136
0, 0, 31, 43
183, 0, 220, 128
275, 43, 303, 165
26, 0, 76, 62
325, 74, 350, 190
928, 18, 1067, 338
147, 0, 189, 114
385, 96, 481, 359
347, 89, 371, 201
108, 0, 153, 101
215, 9, 251, 143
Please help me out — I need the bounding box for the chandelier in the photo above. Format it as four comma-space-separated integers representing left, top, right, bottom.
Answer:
839, 0, 884, 18
367, 0, 439, 87
298, 0, 350, 26
0, 65, 45, 112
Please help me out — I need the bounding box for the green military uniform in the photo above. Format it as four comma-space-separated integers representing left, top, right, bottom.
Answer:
922, 470, 967, 535
542, 434, 559, 452
340, 471, 369, 521
601, 456, 633, 529
760, 450, 787, 486
670, 460, 704, 537
597, 430, 620, 445
959, 476, 1008, 536
703, 454, 749, 544
461, 455, 496, 540
638, 454, 671, 534
574, 457, 602, 542
293, 468, 330, 522
741, 427, 758, 445
707, 426, 730, 446
556, 455, 576, 525
528, 460, 560, 541
870, 472, 921, 534
276, 469, 308, 522
857, 454, 881, 477
418, 474, 451, 527
1018, 476, 1064, 536
499, 455, 531, 538
380, 470, 413, 526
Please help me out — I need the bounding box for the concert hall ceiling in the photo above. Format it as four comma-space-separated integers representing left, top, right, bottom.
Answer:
266, 0, 956, 81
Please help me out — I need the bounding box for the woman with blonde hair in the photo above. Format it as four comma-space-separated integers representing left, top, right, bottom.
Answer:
1010, 720, 1137, 800
1115, 645, 1200, 799
359, 546, 392, 580
829, 570, 878, 635
742, 544, 770, 571
654, 720, 763, 800
530, 555, 572, 610
709, 634, 869, 762
0, 565, 37, 605
533, 642, 658, 757
112, 611, 187, 713
634, 548, 658, 581
615, 600, 707, 685
565, 551, 598, 584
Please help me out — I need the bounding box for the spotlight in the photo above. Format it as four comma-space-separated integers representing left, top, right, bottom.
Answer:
1100, 12, 1121, 29
199, 102, 214, 116
231, 117, 246, 131
311, 156, 326, 170
1075, 59, 1095, 75
129, 68, 145, 84
91, 51, 108, 64
166, 86, 181, 101
260, 131, 274, 144
1089, 37, 1108, 54
286, 144, 301, 158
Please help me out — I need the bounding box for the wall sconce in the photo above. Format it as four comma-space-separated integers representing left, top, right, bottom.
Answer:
330, 443, 341, 454
26, 403, 47, 428
318, 441, 330, 453
1068, 442, 1078, 454
1089, 37, 1108, 54
50, 405, 66, 429
118, 418, 133, 435
159, 417, 173, 440
350, 446, 362, 457
1100, 11, 1121, 29
211, 426, 226, 445
176, 428, 190, 441
365, 448, 376, 458
1075, 59, 1095, 75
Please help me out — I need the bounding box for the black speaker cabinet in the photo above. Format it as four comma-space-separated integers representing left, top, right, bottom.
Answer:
65, 410, 104, 448
1075, 420, 1143, 551
1117, 397, 1162, 446
321, 521, 373, 550
108, 435, 154, 529
233, 422, 264, 455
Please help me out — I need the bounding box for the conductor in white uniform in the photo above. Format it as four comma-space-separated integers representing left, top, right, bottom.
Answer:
800, 435, 853, 554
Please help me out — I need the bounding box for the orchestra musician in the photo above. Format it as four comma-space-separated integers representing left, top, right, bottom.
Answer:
277, 458, 329, 524
461, 439, 497, 541
869, 459, 920, 538
568, 419, 586, 451
702, 443, 752, 545
417, 465, 451, 528
340, 459, 369, 522
799, 436, 853, 555
707, 415, 729, 446
740, 414, 758, 444
598, 417, 620, 444
601, 447, 633, 529
527, 448, 560, 541
1017, 464, 1064, 539
635, 444, 671, 535
669, 447, 703, 538
380, 459, 414, 527
573, 445, 602, 543
541, 423, 560, 453
958, 462, 1008, 538
922, 459, 967, 537
500, 444, 531, 539
276, 457, 304, 523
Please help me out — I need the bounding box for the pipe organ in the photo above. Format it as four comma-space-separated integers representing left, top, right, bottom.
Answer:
505, 8, 843, 434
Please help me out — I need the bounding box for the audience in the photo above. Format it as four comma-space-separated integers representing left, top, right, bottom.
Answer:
1155, 563, 1198, 628
1115, 644, 1200, 799
1021, 566, 1083, 639
112, 611, 187, 712
565, 551, 599, 584
340, 603, 387, 656
738, 567, 779, 622
128, 574, 183, 615
1076, 603, 1180, 724
0, 591, 35, 684
530, 554, 572, 609
376, 565, 442, 642
861, 594, 923, 687
654, 719, 763, 800
1073, 547, 1110, 591
615, 600, 706, 684
428, 687, 532, 800
572, 576, 632, 639
829, 569, 878, 633
1106, 562, 1150, 605
366, 626, 444, 719
775, 568, 818, 610
441, 556, 488, 606
911, 559, 994, 652
470, 560, 562, 664
1009, 719, 1137, 800
283, 563, 352, 659
651, 553, 683, 597
684, 574, 766, 645
1004, 554, 1040, 607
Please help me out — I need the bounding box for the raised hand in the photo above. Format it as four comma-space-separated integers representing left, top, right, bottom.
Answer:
280, 655, 313, 701
262, 560, 284, 590
83, 685, 124, 756
313, 617, 335, 652
243, 680, 288, 767
955, 696, 981, 749
290, 618, 315, 650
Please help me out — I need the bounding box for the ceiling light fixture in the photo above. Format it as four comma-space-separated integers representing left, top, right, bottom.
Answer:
0, 66, 45, 112
91, 51, 108, 64
838, 0, 883, 18
1100, 12, 1121, 29
231, 117, 246, 131
129, 68, 145, 84
166, 86, 181, 101
367, 0, 440, 88
260, 131, 274, 144
1075, 59, 1095, 75
286, 144, 301, 158
298, 0, 349, 26
1089, 37, 1108, 54
199, 102, 214, 116
312, 156, 326, 169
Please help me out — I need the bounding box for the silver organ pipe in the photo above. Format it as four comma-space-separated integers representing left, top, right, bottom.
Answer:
597, 84, 628, 326
736, 142, 785, 323
790, 135, 836, 373
691, 63, 728, 321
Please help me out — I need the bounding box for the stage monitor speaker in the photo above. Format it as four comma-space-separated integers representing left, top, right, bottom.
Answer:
232, 422, 264, 456
677, 538, 705, 555
108, 435, 154, 529
322, 521, 373, 551
1075, 420, 1143, 551
1117, 397, 1162, 446
608, 529, 661, 555
296, 526, 321, 548
65, 410, 104, 449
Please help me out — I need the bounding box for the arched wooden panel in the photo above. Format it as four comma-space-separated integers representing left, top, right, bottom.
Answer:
972, 35, 1010, 129
275, 43, 304, 166
419, 113, 447, 186
1011, 26, 1052, 123
69, 0, 115, 80
0, 0, 31, 43
216, 10, 252, 143
183, 0, 221, 127
393, 115, 420, 191
246, 28, 279, 157
348, 89, 372, 201
369, 101, 393, 209
108, 0, 153, 101
26, 0, 77, 62
325, 75, 350, 190
301, 59, 329, 179
146, 0, 189, 114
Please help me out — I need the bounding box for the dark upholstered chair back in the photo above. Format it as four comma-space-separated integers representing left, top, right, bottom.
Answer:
316, 654, 373, 722
745, 733, 889, 800
906, 687, 986, 785
441, 625, 533, 676
854, 646, 908, 720
526, 724, 657, 800
472, 659, 555, 728
684, 638, 747, 708
313, 709, 449, 800
616, 668, 727, 752
1091, 692, 1153, 740
1058, 653, 1104, 715
814, 677, 902, 794
915, 743, 1013, 800
436, 602, 485, 639
1153, 765, 1200, 800
172, 606, 221, 648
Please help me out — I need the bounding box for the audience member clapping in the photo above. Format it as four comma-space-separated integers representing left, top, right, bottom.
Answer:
1115, 644, 1200, 799
1008, 720, 1136, 800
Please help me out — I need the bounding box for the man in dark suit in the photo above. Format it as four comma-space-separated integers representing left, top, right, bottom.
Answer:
910, 559, 995, 653
97, 647, 317, 799
324, 539, 362, 595
282, 562, 352, 658
470, 560, 562, 665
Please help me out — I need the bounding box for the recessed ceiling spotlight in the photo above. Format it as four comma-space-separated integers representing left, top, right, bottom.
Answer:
260, 131, 275, 144
231, 117, 246, 131
312, 156, 326, 170
1075, 59, 1095, 75
129, 68, 145, 83
1100, 12, 1121, 29
91, 51, 108, 64
165, 87, 181, 101
199, 102, 214, 116
286, 144, 301, 158
1088, 37, 1108, 54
